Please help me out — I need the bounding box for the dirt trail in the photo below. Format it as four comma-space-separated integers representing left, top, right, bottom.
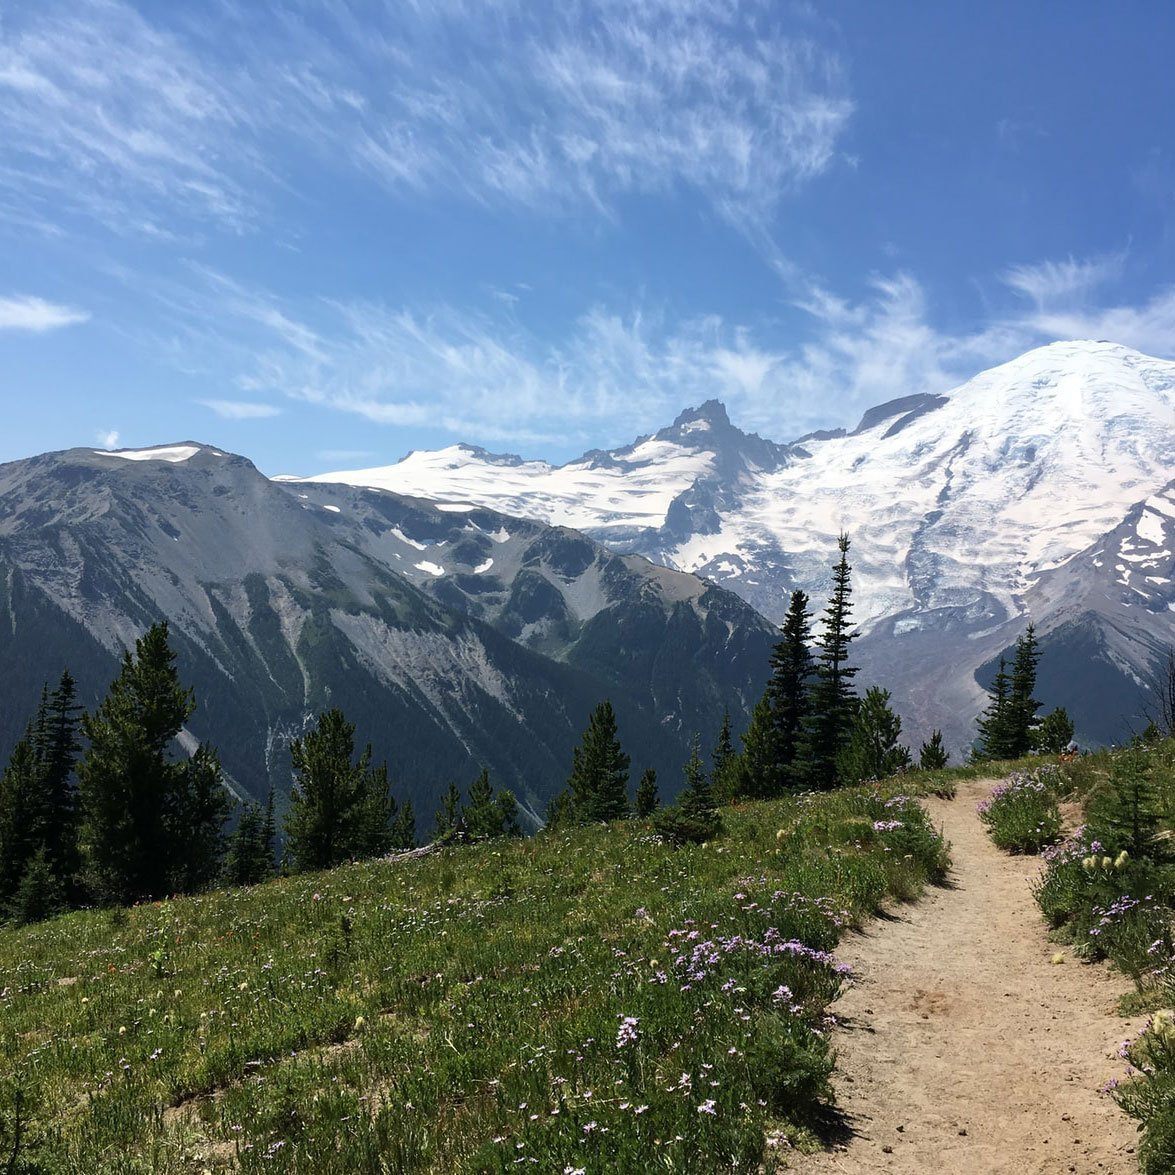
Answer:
793, 777, 1149, 1175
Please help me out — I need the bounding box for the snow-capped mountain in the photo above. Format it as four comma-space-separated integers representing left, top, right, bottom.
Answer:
301, 341, 1175, 749
0, 444, 777, 822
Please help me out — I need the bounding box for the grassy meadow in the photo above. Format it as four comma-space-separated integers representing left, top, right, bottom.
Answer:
0, 784, 948, 1173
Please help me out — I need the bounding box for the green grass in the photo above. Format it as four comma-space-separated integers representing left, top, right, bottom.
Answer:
0, 786, 948, 1173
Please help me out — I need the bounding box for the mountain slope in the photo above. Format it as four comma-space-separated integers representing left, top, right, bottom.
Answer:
302, 341, 1175, 749
0, 445, 778, 822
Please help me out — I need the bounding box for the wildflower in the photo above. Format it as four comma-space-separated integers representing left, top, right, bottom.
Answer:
354, 1015, 367, 1032
698, 1099, 717, 1115
1114, 850, 1129, 869
616, 1015, 639, 1049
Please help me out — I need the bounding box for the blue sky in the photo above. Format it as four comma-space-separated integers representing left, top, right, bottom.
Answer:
2, 1, 1175, 472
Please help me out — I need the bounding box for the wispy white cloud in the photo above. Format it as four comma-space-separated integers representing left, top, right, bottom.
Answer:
198, 399, 282, 420
0, 294, 89, 331
1002, 252, 1124, 308
146, 248, 1175, 451
96, 428, 120, 449
0, 0, 850, 238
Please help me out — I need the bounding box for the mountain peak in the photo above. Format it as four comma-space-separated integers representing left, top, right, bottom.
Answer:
669, 399, 731, 431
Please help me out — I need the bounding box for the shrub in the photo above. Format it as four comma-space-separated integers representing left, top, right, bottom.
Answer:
978, 769, 1062, 853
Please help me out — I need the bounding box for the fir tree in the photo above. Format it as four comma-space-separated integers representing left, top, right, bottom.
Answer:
11, 847, 65, 926
634, 768, 659, 818
391, 798, 417, 850
284, 709, 391, 871
918, 730, 949, 770
655, 736, 722, 845
434, 782, 464, 842
974, 657, 1015, 760
464, 768, 503, 839
710, 709, 739, 803
734, 696, 778, 800
495, 789, 521, 838
837, 687, 911, 784
77, 623, 226, 904
223, 803, 270, 887
0, 734, 44, 913
1092, 749, 1165, 861
1034, 707, 1075, 754
563, 701, 630, 823
798, 535, 859, 788
1007, 624, 1042, 756
768, 589, 814, 790
32, 671, 82, 891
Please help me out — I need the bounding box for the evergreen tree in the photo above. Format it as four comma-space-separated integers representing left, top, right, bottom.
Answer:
32, 671, 82, 891
0, 734, 44, 914
974, 657, 1015, 760
284, 709, 391, 871
11, 847, 65, 926
434, 782, 464, 842
223, 803, 269, 887
391, 798, 417, 850
77, 623, 226, 904
0, 672, 83, 916
710, 709, 739, 803
655, 736, 722, 845
798, 535, 859, 788
357, 763, 395, 859
768, 589, 814, 791
563, 701, 630, 823
634, 768, 659, 818
734, 696, 778, 800
838, 687, 912, 783
1007, 624, 1042, 757
1034, 707, 1075, 754
463, 768, 497, 838
1092, 749, 1165, 861
918, 730, 949, 770
495, 789, 522, 838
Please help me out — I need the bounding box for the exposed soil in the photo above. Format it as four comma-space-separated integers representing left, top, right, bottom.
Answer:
792, 777, 1149, 1175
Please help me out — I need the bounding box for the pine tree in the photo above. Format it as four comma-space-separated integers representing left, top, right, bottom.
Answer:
11, 847, 65, 926
78, 623, 225, 904
974, 657, 1015, 760
1092, 749, 1165, 861
391, 799, 417, 850
434, 782, 464, 842
168, 743, 230, 893
1007, 624, 1042, 756
798, 535, 859, 788
284, 709, 391, 871
464, 768, 501, 839
357, 762, 395, 858
495, 789, 521, 837
223, 803, 269, 887
768, 589, 814, 790
837, 687, 911, 783
918, 730, 949, 770
0, 672, 83, 916
1034, 707, 1075, 754
655, 736, 722, 845
634, 768, 659, 817
563, 701, 630, 823
0, 733, 44, 914
710, 709, 739, 803
32, 671, 82, 892
734, 696, 778, 800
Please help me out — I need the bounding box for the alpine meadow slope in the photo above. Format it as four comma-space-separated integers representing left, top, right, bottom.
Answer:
303, 340, 1175, 752
0, 445, 778, 821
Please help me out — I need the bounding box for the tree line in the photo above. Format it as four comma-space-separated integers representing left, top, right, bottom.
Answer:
0, 534, 1078, 924
0, 623, 520, 925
